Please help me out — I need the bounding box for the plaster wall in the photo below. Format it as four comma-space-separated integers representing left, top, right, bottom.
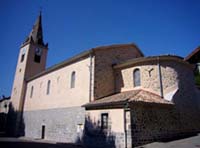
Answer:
24, 57, 92, 111
86, 109, 124, 133
11, 43, 47, 111
85, 109, 131, 148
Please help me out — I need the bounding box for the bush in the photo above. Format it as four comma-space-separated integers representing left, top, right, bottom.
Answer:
195, 71, 200, 86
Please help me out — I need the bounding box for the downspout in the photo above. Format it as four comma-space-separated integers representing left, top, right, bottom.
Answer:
89, 52, 93, 102
124, 101, 129, 148
157, 57, 164, 98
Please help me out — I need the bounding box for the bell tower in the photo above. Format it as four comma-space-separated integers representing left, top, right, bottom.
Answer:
10, 12, 48, 135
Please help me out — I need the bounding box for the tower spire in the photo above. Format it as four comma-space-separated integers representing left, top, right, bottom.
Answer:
24, 12, 47, 47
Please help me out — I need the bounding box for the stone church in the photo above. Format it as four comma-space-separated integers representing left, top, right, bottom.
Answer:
10, 13, 200, 147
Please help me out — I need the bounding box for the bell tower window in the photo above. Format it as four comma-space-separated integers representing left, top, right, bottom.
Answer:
34, 55, 41, 63
21, 54, 25, 63
34, 48, 42, 63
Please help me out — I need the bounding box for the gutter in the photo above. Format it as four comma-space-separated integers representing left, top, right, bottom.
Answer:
123, 101, 129, 148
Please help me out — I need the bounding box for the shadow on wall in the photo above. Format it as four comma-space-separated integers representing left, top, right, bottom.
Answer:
0, 113, 7, 135
5, 103, 25, 137
114, 70, 124, 93
75, 116, 116, 148
171, 63, 200, 132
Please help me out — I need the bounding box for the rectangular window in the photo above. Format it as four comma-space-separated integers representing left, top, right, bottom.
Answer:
101, 113, 108, 130
21, 54, 25, 63
41, 125, 45, 139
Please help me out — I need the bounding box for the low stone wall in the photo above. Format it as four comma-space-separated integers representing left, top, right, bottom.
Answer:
81, 130, 131, 148
23, 107, 85, 143
130, 104, 200, 147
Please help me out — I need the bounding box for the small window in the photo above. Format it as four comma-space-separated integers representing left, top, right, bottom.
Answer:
21, 54, 25, 62
70, 71, 76, 88
30, 86, 34, 98
47, 80, 51, 95
133, 69, 141, 87
101, 113, 108, 129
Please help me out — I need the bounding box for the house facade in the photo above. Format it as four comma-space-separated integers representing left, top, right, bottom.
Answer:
10, 14, 200, 147
0, 96, 10, 135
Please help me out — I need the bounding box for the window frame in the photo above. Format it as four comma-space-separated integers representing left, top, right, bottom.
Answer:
101, 113, 108, 130
133, 68, 141, 87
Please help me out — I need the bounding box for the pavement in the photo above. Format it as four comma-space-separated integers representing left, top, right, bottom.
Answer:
0, 137, 83, 148
137, 133, 200, 148
0, 134, 200, 148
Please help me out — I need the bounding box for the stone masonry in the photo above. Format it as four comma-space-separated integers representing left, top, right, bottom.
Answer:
93, 45, 143, 99
23, 106, 85, 143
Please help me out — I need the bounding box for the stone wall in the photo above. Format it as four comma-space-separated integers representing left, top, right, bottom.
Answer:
23, 107, 85, 143
81, 130, 130, 148
131, 105, 196, 146
131, 104, 179, 146
94, 45, 143, 99
130, 103, 200, 147
115, 58, 200, 102
115, 60, 179, 96
114, 57, 200, 146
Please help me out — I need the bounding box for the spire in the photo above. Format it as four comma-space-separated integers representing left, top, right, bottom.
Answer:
24, 11, 47, 47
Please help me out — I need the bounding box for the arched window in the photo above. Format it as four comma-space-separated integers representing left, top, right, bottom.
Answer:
47, 80, 51, 95
71, 71, 76, 88
30, 86, 34, 98
133, 69, 141, 87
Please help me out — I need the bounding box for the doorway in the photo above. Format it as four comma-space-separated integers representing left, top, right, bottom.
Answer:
41, 125, 45, 139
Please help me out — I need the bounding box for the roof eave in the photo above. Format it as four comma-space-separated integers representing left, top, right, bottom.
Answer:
114, 55, 191, 69
27, 49, 92, 82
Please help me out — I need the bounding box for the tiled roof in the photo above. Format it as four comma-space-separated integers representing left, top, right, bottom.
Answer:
83, 89, 173, 108
185, 46, 200, 63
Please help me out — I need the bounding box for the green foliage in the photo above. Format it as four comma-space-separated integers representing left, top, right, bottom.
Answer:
195, 71, 200, 86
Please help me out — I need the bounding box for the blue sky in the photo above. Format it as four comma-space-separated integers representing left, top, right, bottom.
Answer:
0, 0, 200, 97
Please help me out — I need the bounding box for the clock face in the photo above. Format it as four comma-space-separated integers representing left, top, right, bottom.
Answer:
35, 48, 42, 56
21, 48, 26, 54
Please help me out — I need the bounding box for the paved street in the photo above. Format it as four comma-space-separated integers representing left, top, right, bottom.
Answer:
137, 133, 200, 148
0, 134, 200, 148
0, 137, 82, 148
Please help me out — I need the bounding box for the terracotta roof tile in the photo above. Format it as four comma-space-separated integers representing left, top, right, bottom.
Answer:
83, 89, 173, 108
185, 46, 200, 63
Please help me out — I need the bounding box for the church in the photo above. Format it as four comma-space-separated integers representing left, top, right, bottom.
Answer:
10, 13, 200, 148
